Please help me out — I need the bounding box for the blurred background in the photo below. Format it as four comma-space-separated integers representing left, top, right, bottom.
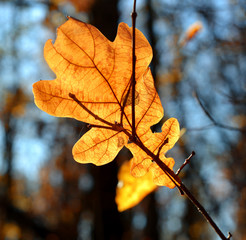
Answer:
0, 0, 245, 239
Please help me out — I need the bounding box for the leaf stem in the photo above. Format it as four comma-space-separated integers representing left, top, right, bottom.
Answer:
69, 93, 114, 128
131, 0, 137, 142
156, 138, 169, 158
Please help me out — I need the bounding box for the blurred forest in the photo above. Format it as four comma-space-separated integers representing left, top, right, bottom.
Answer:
0, 0, 245, 239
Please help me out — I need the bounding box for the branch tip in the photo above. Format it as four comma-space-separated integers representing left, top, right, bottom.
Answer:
176, 151, 195, 175
227, 232, 232, 239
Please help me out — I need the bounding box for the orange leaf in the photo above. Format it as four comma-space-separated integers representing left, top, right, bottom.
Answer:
33, 17, 162, 163
33, 17, 180, 189
116, 160, 157, 212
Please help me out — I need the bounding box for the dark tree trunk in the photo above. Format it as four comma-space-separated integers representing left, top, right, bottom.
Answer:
92, 163, 123, 240
144, 1, 160, 239
89, 1, 123, 239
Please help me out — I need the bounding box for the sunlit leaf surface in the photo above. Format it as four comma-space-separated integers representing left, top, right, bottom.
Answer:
33, 17, 180, 192
116, 160, 157, 212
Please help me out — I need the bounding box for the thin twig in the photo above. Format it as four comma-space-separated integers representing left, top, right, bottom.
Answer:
195, 91, 246, 133
146, 146, 230, 239
143, 145, 230, 239
176, 151, 195, 175
227, 232, 232, 239
131, 0, 137, 141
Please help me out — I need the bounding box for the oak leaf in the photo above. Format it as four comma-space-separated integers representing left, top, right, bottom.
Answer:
33, 17, 180, 189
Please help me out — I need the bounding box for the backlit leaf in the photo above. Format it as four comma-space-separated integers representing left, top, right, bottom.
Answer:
33, 17, 152, 126
73, 127, 128, 166
116, 160, 157, 212
33, 17, 180, 190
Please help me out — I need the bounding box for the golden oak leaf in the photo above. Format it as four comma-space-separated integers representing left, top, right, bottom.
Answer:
33, 17, 162, 164
33, 17, 180, 188
116, 160, 157, 212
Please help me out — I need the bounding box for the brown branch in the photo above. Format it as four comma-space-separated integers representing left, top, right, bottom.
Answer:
70, 90, 231, 239
150, 151, 231, 239
128, 2, 230, 235
131, 0, 137, 142
129, 134, 231, 239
